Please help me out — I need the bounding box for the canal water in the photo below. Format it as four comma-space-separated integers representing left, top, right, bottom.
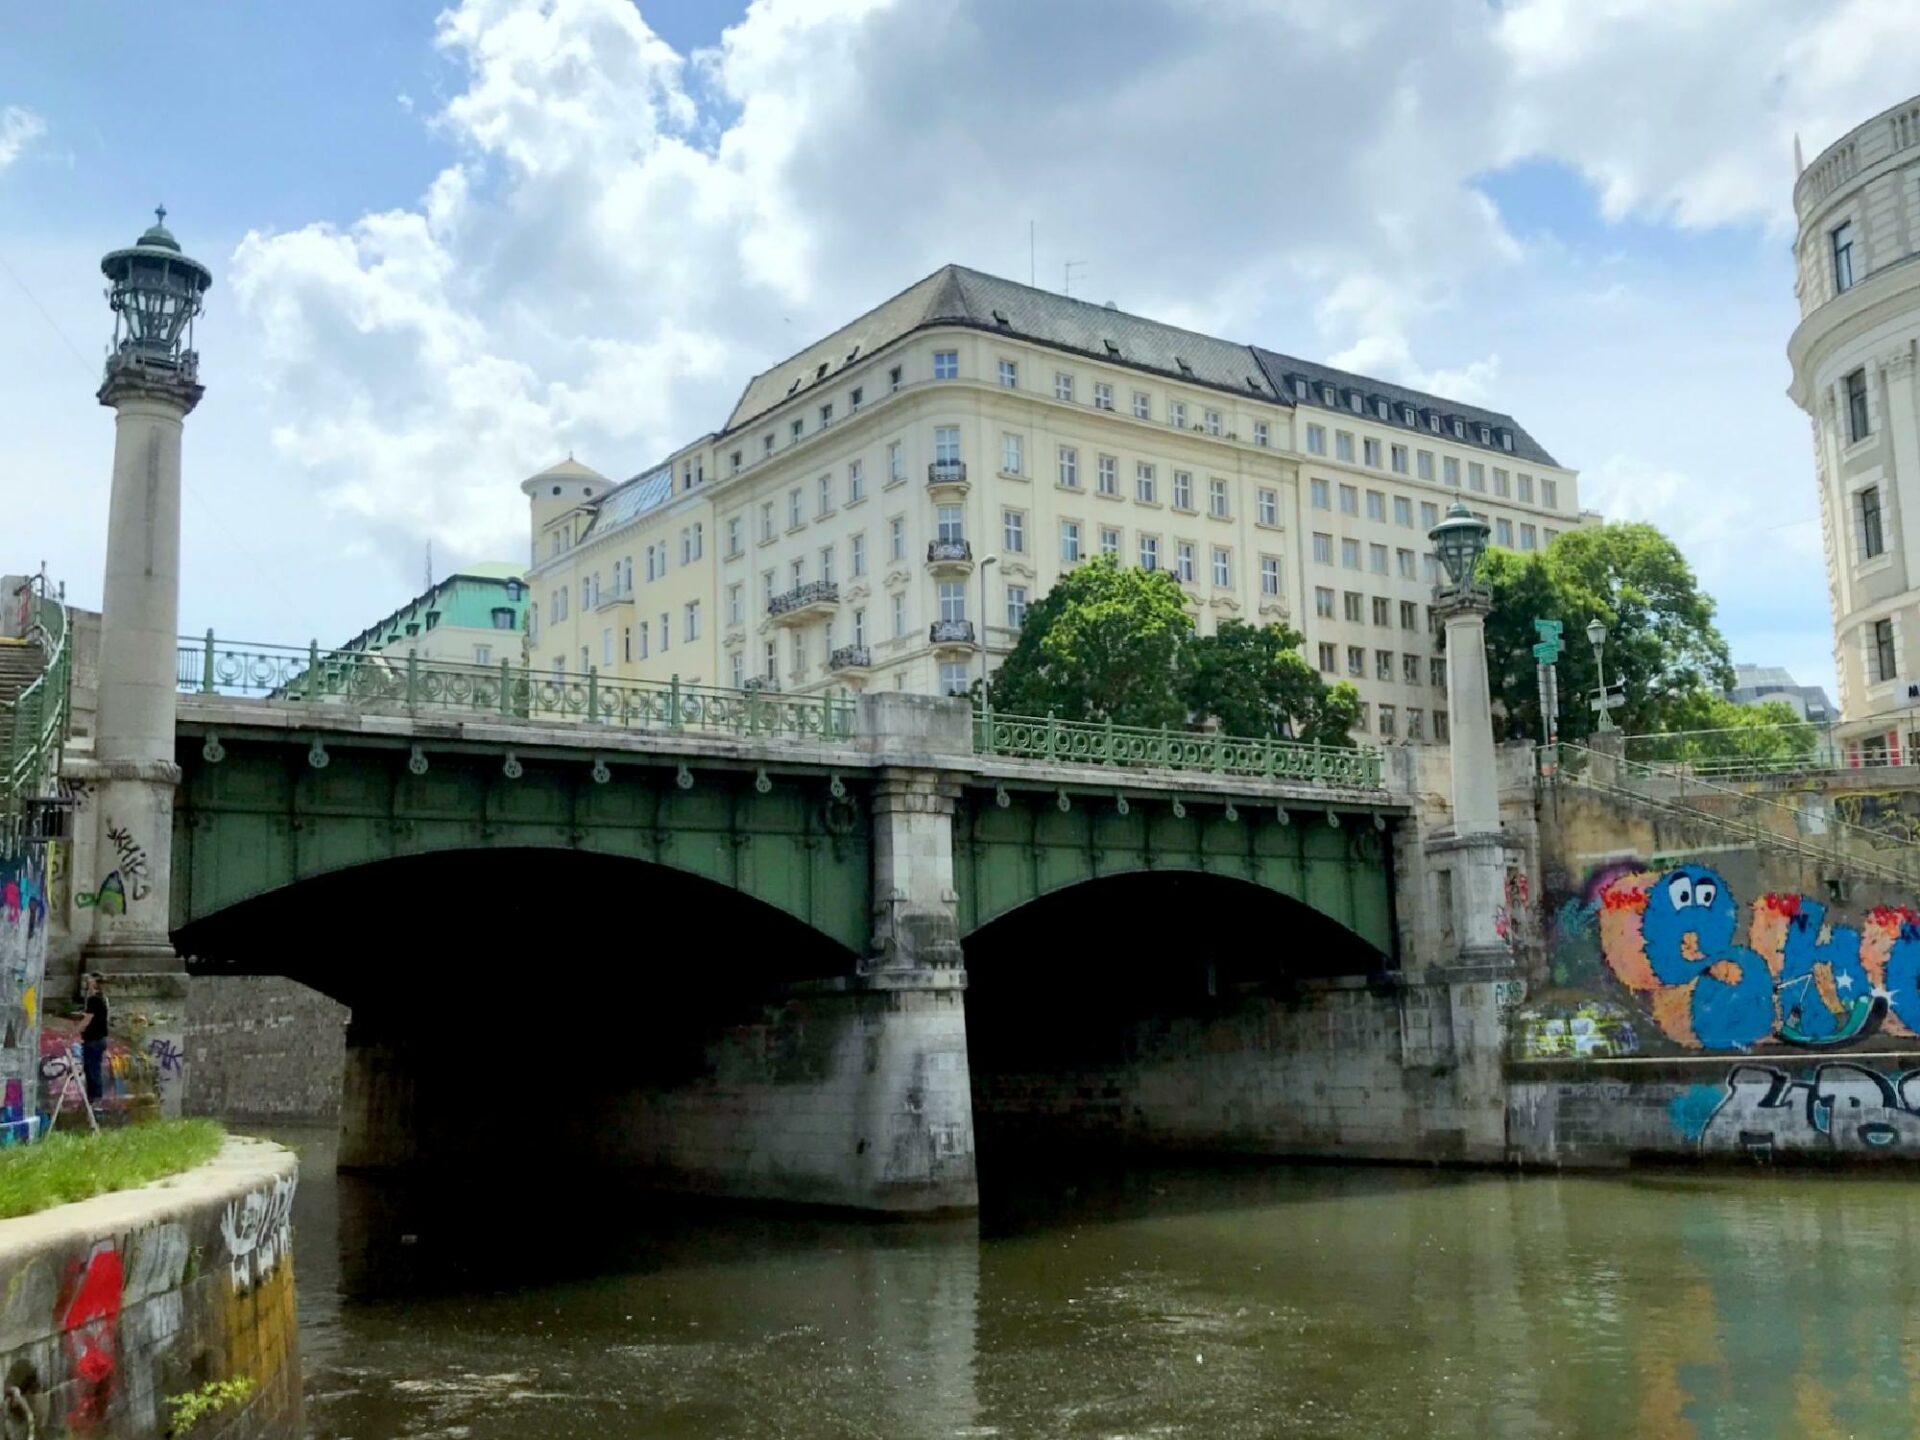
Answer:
272, 1125, 1920, 1439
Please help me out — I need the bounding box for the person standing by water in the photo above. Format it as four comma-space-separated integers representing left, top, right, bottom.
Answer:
79, 974, 109, 1108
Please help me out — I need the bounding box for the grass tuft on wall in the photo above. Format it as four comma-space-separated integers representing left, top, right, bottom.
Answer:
0, 1119, 225, 1219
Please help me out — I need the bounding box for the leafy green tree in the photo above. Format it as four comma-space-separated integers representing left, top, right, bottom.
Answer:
986, 557, 1193, 727
1181, 619, 1360, 746
1630, 696, 1821, 770
1481, 523, 1734, 743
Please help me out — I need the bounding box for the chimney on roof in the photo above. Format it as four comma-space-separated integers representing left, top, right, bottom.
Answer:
1102, 301, 1118, 310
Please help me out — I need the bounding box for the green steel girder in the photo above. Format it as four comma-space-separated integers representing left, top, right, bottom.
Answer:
953, 787, 1396, 956
171, 735, 871, 955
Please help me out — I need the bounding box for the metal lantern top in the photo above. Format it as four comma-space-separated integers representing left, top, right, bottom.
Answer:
1428, 500, 1491, 593
100, 206, 212, 382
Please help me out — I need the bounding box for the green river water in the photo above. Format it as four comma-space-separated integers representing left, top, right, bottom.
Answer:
274, 1127, 1920, 1439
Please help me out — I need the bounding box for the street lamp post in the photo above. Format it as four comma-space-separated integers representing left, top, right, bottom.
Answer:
978, 554, 998, 691
1587, 617, 1619, 733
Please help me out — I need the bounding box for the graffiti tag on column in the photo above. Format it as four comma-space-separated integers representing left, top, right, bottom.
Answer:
220, 1174, 296, 1293
1599, 863, 1920, 1051
75, 824, 150, 914
146, 1037, 183, 1078
1699, 1063, 1920, 1156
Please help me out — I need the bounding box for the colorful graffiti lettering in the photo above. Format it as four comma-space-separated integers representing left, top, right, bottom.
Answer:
1692, 1063, 1920, 1157
60, 1242, 123, 1427
104, 823, 151, 902
75, 869, 127, 915
147, 1036, 184, 1078
221, 1175, 297, 1293
1598, 864, 1920, 1051
1516, 1000, 1640, 1059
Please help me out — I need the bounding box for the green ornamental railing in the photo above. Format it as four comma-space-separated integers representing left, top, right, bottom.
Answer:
973, 708, 1384, 787
176, 635, 856, 743
1, 581, 72, 858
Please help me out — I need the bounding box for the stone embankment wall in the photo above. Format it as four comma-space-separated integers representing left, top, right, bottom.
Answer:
1510, 782, 1920, 1165
0, 1137, 300, 1438
184, 978, 348, 1122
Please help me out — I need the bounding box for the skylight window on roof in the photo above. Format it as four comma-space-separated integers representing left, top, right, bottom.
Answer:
991, 308, 1010, 326
1175, 356, 1193, 375
1104, 339, 1121, 356
846, 345, 860, 362
816, 362, 830, 380
1246, 375, 1263, 391
787, 377, 802, 395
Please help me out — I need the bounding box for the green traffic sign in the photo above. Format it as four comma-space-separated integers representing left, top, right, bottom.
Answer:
1532, 618, 1563, 641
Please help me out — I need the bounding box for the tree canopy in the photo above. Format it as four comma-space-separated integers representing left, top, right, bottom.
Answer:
985, 557, 1357, 744
1481, 522, 1734, 743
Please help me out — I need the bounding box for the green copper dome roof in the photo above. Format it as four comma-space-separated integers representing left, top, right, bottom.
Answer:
137, 206, 179, 252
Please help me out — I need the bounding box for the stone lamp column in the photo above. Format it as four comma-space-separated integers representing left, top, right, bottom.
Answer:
74, 210, 211, 1113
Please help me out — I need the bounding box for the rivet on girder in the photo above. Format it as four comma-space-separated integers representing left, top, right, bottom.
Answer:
1276, 805, 1290, 826
502, 751, 524, 780
994, 783, 1011, 809
755, 767, 773, 794
1373, 812, 1387, 831
675, 762, 694, 790
1171, 798, 1186, 820
1224, 801, 1239, 823
829, 771, 847, 800
591, 757, 611, 785
408, 745, 429, 776
201, 733, 225, 764
306, 738, 329, 770
1056, 789, 1071, 813
1114, 793, 1130, 817
1326, 808, 1341, 828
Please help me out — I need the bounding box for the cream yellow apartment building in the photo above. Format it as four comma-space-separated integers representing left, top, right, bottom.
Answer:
522, 265, 1579, 741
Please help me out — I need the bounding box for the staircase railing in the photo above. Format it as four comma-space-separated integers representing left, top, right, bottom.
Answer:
0, 578, 72, 858
1548, 742, 1920, 888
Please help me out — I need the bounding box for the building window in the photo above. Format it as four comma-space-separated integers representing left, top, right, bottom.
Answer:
1369, 543, 1388, 574
1335, 431, 1355, 463
1397, 549, 1416, 579
1055, 372, 1075, 402
1393, 496, 1412, 527
1136, 463, 1157, 504
790, 557, 805, 589
892, 592, 908, 637
1212, 547, 1231, 588
1493, 468, 1510, 498
890, 516, 905, 561
934, 350, 959, 380
727, 584, 743, 627
1400, 600, 1418, 629
789, 631, 803, 673
889, 365, 903, 393
1403, 653, 1422, 684
935, 426, 961, 465
1318, 642, 1337, 673
937, 504, 965, 545
1205, 409, 1222, 436
1316, 587, 1335, 618
1339, 484, 1358, 515
1101, 526, 1121, 559
1365, 490, 1385, 522
1258, 488, 1278, 525
1169, 401, 1188, 429
1006, 585, 1028, 629
940, 661, 970, 696
887, 441, 905, 484
1406, 708, 1425, 741
849, 460, 865, 504
491, 607, 516, 630
1176, 541, 1196, 583
1173, 471, 1194, 511
1261, 556, 1281, 597
1003, 509, 1026, 553
684, 602, 701, 642
1342, 538, 1360, 569
1391, 444, 1409, 475
1875, 617, 1898, 682
850, 386, 863, 410
789, 489, 803, 529
1209, 478, 1230, 518
1519, 524, 1538, 551
1061, 521, 1082, 563
1371, 596, 1390, 626
1495, 518, 1514, 548
1058, 446, 1080, 489
1847, 369, 1871, 443
1306, 424, 1326, 456
1431, 657, 1447, 688
820, 403, 834, 429
730, 653, 744, 688
852, 533, 867, 577
853, 608, 866, 646
1832, 221, 1855, 294
1363, 437, 1382, 468
1541, 477, 1559, 510
1378, 704, 1396, 738
1002, 433, 1024, 475
1098, 454, 1119, 496
1139, 535, 1160, 571
1346, 592, 1365, 622
1435, 710, 1449, 739
938, 581, 967, 623
999, 359, 1018, 388
1133, 391, 1152, 420
475, 643, 493, 666
1417, 451, 1434, 481
1253, 421, 1270, 447
1313, 532, 1333, 565
1861, 485, 1886, 559
1443, 457, 1460, 487
1311, 478, 1331, 510
1347, 646, 1365, 677
1468, 463, 1485, 492
1517, 473, 1534, 503
727, 516, 743, 557
658, 612, 670, 653
820, 545, 836, 586
731, 450, 743, 475
1093, 381, 1114, 411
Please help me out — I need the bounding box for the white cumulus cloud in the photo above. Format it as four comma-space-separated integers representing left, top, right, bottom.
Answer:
0, 106, 45, 171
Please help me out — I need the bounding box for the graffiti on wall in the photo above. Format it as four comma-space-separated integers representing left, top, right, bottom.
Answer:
0, 848, 48, 1141
75, 821, 151, 915
60, 1241, 123, 1427
1598, 864, 1920, 1052
221, 1174, 297, 1294
39, 1020, 156, 1115
1675, 1062, 1920, 1157
1832, 791, 1920, 850
1511, 859, 1649, 1059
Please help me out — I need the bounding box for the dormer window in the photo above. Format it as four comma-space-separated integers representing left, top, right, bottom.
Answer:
1103, 339, 1121, 356
1498, 430, 1514, 452
846, 344, 860, 362
1402, 404, 1417, 426
1347, 390, 1363, 414
405, 622, 420, 636
1374, 398, 1390, 420
505, 582, 522, 601
1450, 418, 1466, 439
1321, 385, 1337, 406
815, 361, 829, 380
1175, 356, 1194, 376
1292, 376, 1310, 400
991, 308, 1011, 326
1475, 424, 1490, 445
787, 377, 802, 395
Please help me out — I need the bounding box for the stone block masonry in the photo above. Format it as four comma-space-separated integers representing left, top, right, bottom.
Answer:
0, 1136, 300, 1438
184, 978, 348, 1123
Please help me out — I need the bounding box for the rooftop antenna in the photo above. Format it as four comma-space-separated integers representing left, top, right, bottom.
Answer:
1064, 260, 1087, 298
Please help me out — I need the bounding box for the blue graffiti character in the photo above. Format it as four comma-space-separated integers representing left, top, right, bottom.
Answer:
1641, 865, 1775, 1050
1776, 899, 1875, 1043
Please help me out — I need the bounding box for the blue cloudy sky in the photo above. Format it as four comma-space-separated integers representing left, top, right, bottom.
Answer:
4, 0, 1918, 691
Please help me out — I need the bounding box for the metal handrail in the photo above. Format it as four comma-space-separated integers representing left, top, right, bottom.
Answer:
975, 706, 1385, 788
175, 633, 854, 742
1548, 742, 1920, 886
1, 580, 72, 857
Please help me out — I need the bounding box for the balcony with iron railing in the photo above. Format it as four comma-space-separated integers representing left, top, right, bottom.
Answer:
929, 618, 976, 649
829, 645, 872, 674
927, 460, 969, 493
926, 538, 974, 576
768, 580, 839, 624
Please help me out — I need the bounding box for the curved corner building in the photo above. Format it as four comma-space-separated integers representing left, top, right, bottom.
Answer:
1789, 95, 1920, 761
